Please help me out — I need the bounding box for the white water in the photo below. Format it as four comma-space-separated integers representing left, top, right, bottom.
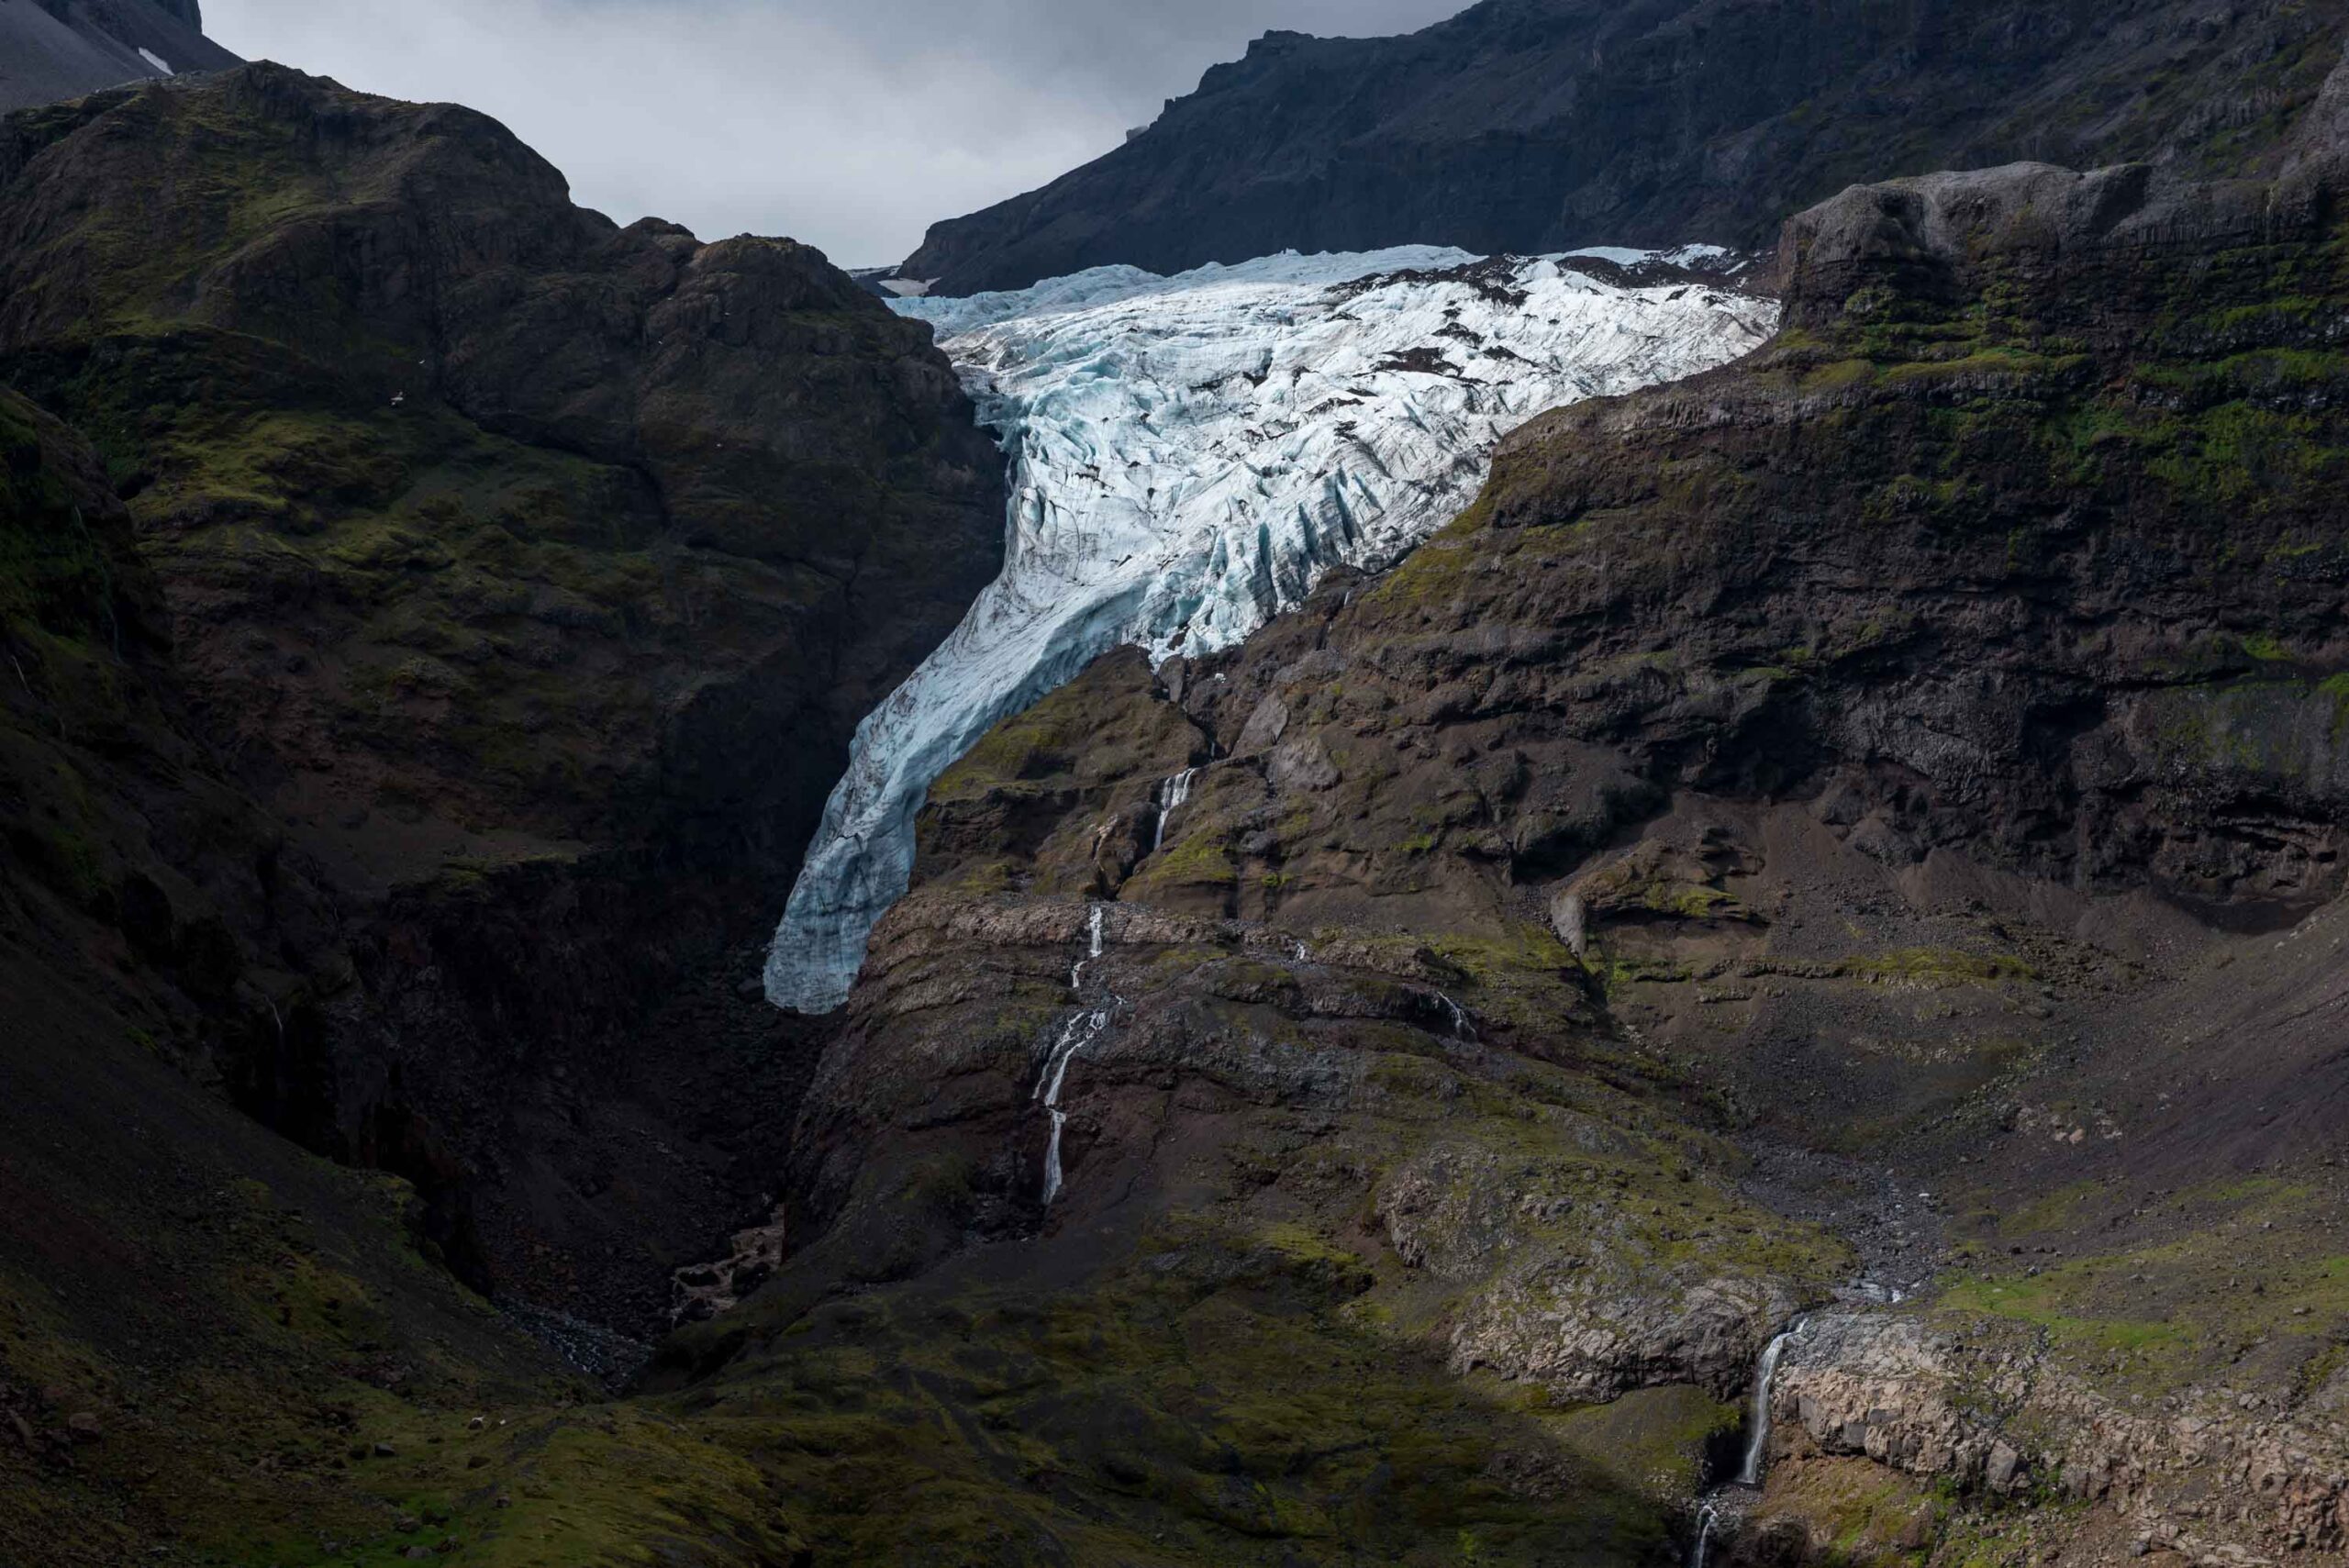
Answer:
1035, 1009, 1108, 1206
1688, 1502, 1721, 1568
1039, 905, 1116, 1206
765, 244, 1777, 1013
1737, 1320, 1805, 1486
1435, 992, 1476, 1042
1152, 768, 1198, 854
1687, 1316, 1808, 1562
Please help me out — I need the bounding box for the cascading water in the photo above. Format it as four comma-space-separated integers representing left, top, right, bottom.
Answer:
1736, 1320, 1804, 1485
1152, 769, 1198, 854
1068, 903, 1108, 989
1038, 905, 1117, 1207
763, 246, 1778, 1014
1036, 1008, 1108, 1206
1687, 1502, 1722, 1568
1435, 992, 1476, 1042
1688, 1316, 1809, 1565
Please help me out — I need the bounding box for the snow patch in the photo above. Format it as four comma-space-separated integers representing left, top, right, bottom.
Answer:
765, 245, 1777, 1013
138, 47, 173, 75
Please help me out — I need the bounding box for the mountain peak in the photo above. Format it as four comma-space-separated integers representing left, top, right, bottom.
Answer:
0, 0, 240, 117
904, 0, 2349, 296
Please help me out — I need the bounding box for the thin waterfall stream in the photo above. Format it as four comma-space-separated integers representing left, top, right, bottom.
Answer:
1037, 906, 1116, 1207
1736, 1319, 1803, 1486
1151, 769, 1197, 854
1688, 1317, 1809, 1568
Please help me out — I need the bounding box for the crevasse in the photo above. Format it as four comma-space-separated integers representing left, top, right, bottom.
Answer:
766, 245, 1779, 1012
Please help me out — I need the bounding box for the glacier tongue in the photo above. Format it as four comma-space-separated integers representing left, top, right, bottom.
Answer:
766, 244, 1779, 1013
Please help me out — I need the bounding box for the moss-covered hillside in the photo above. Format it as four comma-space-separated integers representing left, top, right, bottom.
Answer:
0, 62, 1006, 1330
733, 57, 2349, 1568
11, 28, 2349, 1568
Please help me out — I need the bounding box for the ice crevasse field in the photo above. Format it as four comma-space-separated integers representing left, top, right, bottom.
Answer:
767, 243, 1780, 1012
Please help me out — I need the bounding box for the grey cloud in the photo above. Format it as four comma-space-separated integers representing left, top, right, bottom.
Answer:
203, 0, 1468, 267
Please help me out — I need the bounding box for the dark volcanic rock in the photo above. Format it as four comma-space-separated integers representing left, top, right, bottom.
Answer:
904, 0, 2349, 295
733, 41, 2349, 1568
0, 0, 238, 117
0, 386, 583, 1562
0, 65, 1006, 1330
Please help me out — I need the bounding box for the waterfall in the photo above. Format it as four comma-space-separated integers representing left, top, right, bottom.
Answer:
1152, 768, 1198, 854
1037, 1007, 1109, 1206
1039, 905, 1116, 1206
1435, 992, 1475, 1042
1688, 1502, 1721, 1568
1736, 1319, 1805, 1486
1686, 1314, 1809, 1562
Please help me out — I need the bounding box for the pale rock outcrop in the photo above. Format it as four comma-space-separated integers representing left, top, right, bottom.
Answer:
1774, 1314, 2349, 1556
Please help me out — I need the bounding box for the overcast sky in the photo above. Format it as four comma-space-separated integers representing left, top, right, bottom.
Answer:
202, 0, 1468, 267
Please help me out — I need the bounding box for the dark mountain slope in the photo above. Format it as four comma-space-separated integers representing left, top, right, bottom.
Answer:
6, 20, 2349, 1568
905, 0, 2349, 295
710, 43, 2349, 1568
0, 0, 239, 116
0, 385, 611, 1565
0, 64, 1006, 1336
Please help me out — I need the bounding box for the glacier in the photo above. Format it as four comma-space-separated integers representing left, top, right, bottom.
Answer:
766, 244, 1780, 1013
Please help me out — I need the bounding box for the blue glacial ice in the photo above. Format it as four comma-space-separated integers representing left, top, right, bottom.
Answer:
766, 245, 1778, 1012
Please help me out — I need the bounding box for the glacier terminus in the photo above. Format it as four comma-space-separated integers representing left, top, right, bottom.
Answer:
765, 244, 1779, 1013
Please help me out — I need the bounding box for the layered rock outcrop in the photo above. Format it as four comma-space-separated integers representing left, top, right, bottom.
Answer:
1770, 1312, 2349, 1558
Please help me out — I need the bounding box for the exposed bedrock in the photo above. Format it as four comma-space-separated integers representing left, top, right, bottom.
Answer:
1751, 1307, 2349, 1560
0, 63, 1005, 1329
740, 50, 2349, 1566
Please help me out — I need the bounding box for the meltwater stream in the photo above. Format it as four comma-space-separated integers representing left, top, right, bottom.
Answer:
1690, 1318, 1809, 1568
1736, 1320, 1803, 1486
1038, 906, 1114, 1206
764, 245, 1777, 1012
1151, 768, 1198, 854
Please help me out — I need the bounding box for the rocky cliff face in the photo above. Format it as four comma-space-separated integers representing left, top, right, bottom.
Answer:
903, 0, 2349, 296
699, 40, 2349, 1567
0, 64, 1006, 1333
0, 381, 630, 1567
7, 19, 2349, 1568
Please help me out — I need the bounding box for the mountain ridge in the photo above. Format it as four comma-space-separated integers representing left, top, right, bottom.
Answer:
0, 0, 238, 116
0, 55, 1004, 1360
902, 0, 2349, 295
769, 79, 2349, 1558
3, 15, 2349, 1568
